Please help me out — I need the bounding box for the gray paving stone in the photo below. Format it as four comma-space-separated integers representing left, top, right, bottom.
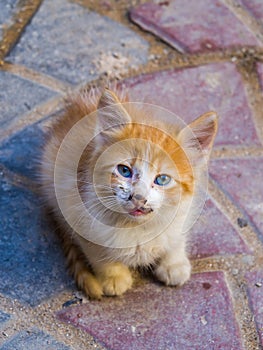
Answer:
0, 310, 10, 328
57, 271, 244, 350
8, 0, 149, 85
0, 178, 72, 306
0, 71, 55, 130
0, 123, 46, 179
0, 0, 18, 39
0, 329, 70, 350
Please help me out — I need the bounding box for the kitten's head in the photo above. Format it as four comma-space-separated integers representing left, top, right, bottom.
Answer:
81, 89, 218, 229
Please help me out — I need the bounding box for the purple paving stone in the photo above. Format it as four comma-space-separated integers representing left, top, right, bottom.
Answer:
239, 0, 263, 23
123, 62, 260, 147
209, 158, 263, 238
189, 199, 250, 258
130, 0, 260, 54
245, 270, 263, 345
58, 271, 244, 350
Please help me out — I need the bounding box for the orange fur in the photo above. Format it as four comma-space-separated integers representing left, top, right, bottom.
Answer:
40, 87, 218, 299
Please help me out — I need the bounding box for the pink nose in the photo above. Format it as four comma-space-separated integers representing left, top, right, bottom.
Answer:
130, 193, 147, 205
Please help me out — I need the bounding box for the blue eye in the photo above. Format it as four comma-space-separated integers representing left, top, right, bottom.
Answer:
154, 174, 171, 186
117, 164, 132, 178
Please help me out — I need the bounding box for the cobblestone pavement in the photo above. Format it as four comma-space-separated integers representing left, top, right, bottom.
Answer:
0, 1, 263, 349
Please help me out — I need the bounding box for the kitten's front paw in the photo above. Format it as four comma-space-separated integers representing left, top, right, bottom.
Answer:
96, 264, 133, 296
155, 258, 191, 286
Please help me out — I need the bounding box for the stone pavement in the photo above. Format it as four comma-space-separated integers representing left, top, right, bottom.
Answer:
0, 0, 263, 349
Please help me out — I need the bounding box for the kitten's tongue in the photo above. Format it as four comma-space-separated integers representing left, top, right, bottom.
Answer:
130, 209, 145, 216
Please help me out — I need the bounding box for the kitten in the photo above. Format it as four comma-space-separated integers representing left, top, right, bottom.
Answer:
40, 88, 218, 299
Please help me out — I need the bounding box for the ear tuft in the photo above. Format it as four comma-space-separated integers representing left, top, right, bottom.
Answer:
96, 89, 131, 130
179, 111, 218, 158
98, 88, 121, 109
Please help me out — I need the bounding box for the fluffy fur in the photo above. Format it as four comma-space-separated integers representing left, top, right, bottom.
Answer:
40, 88, 218, 299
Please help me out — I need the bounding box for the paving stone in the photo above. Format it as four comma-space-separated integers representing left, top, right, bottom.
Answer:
130, 0, 259, 54
0, 329, 70, 350
123, 62, 260, 147
0, 310, 10, 328
189, 199, 250, 258
239, 0, 263, 23
8, 0, 149, 85
57, 271, 243, 350
245, 270, 263, 346
0, 70, 55, 131
0, 0, 18, 40
209, 157, 263, 238
0, 123, 46, 179
0, 178, 72, 306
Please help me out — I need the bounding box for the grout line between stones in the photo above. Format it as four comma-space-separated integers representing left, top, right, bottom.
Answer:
223, 269, 261, 350
236, 60, 263, 146
0, 290, 106, 350
0, 95, 64, 144
0, 0, 43, 64
211, 146, 263, 159
224, 0, 263, 45
1, 62, 73, 94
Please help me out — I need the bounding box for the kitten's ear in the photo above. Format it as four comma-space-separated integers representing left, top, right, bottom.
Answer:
96, 89, 131, 130
178, 112, 218, 160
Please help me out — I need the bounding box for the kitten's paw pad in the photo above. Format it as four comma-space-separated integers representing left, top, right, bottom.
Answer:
155, 259, 191, 286
101, 272, 133, 296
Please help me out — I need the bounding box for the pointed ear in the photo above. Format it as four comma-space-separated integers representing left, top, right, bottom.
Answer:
96, 89, 131, 131
178, 112, 218, 159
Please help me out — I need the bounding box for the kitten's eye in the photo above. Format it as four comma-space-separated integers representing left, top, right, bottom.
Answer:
117, 164, 132, 178
154, 174, 171, 186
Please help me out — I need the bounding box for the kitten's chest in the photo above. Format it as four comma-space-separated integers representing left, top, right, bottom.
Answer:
122, 241, 165, 267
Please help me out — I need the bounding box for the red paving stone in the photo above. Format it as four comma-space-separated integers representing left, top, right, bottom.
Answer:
209, 158, 263, 238
57, 271, 244, 350
189, 199, 250, 258
124, 62, 260, 147
245, 270, 263, 346
130, 0, 260, 53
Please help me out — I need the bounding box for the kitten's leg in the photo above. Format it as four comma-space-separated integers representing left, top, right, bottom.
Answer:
93, 262, 133, 296
62, 234, 103, 299
155, 243, 191, 286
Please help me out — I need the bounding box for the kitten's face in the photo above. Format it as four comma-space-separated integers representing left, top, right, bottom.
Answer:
111, 157, 179, 219
92, 135, 193, 223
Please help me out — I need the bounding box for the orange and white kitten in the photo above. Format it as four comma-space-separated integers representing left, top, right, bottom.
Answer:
40, 88, 217, 299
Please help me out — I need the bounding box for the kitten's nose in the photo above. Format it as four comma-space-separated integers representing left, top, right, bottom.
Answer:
129, 193, 147, 205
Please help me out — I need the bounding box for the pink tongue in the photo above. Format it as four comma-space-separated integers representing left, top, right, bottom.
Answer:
131, 209, 144, 216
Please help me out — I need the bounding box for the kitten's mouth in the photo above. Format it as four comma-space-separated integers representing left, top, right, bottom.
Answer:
129, 207, 153, 217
